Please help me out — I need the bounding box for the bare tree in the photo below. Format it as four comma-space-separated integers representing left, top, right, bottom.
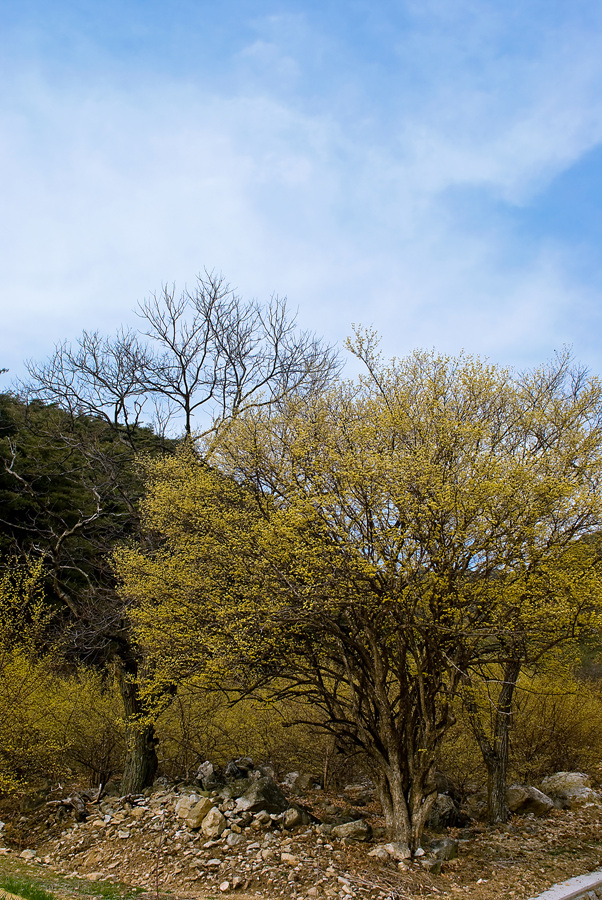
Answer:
12, 271, 339, 793
24, 272, 338, 442
22, 330, 150, 444
136, 272, 339, 436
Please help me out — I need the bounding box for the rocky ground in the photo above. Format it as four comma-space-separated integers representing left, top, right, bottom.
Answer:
1, 766, 602, 900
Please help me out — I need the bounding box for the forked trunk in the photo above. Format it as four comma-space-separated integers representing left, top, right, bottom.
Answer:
377, 757, 438, 854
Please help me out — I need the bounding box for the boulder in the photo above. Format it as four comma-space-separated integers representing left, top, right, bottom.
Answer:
175, 794, 200, 819
283, 806, 311, 829
463, 792, 488, 821
196, 761, 225, 790
426, 793, 465, 830
420, 857, 442, 874
429, 837, 459, 860
331, 818, 372, 841
234, 776, 289, 814
201, 806, 227, 838
380, 841, 411, 860
224, 757, 254, 779
540, 772, 600, 809
507, 784, 554, 817
343, 782, 375, 805
186, 797, 214, 829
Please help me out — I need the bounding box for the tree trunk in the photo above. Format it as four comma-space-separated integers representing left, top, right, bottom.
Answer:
464, 659, 522, 825
119, 669, 158, 795
486, 659, 521, 824
486, 747, 509, 825
376, 755, 437, 854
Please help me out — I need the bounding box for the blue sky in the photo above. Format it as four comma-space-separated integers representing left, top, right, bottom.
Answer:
2, 0, 602, 380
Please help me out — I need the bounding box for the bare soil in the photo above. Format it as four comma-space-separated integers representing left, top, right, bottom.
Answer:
1, 787, 602, 900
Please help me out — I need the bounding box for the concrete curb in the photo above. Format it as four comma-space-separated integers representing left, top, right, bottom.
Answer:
528, 869, 602, 900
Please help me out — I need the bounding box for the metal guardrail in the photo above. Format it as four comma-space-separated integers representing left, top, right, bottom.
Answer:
528, 869, 602, 900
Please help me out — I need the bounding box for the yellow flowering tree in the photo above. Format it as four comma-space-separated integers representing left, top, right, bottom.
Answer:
0, 559, 64, 795
117, 342, 602, 850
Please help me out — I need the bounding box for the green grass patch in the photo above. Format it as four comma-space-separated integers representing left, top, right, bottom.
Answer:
0, 874, 56, 900
0, 861, 145, 900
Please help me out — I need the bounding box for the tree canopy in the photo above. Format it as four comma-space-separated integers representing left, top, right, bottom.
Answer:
116, 341, 602, 848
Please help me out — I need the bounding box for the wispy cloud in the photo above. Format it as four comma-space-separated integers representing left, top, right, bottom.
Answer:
1, 0, 602, 380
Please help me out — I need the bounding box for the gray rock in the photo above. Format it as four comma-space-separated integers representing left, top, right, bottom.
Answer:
201, 806, 227, 838
420, 857, 442, 874
225, 831, 245, 847
331, 819, 372, 841
426, 793, 462, 830
429, 837, 459, 860
186, 797, 214, 829
507, 784, 554, 817
234, 776, 289, 814
380, 841, 411, 860
283, 806, 311, 829
176, 794, 201, 819
343, 782, 374, 805
540, 772, 600, 809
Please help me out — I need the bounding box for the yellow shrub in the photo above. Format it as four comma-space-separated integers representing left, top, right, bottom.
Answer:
155, 677, 333, 782
0, 561, 126, 794
510, 674, 602, 783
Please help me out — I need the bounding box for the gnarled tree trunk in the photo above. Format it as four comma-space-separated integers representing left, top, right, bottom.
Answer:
118, 666, 158, 795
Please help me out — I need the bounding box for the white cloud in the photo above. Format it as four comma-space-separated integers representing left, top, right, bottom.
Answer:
2, 2, 602, 381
